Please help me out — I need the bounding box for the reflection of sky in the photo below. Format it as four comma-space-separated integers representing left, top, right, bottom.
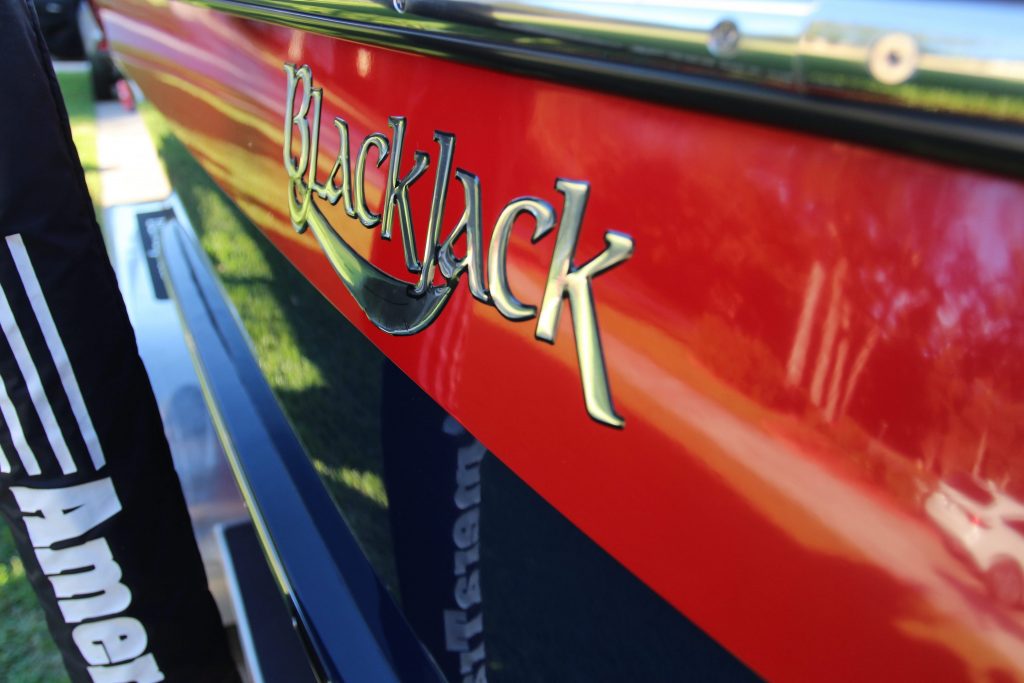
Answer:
812, 1, 1024, 63
926, 181, 1023, 342
969, 223, 1011, 285
963, 186, 1017, 278
852, 175, 1024, 351
932, 183, 1019, 289
478, 0, 812, 40
459, 0, 1024, 64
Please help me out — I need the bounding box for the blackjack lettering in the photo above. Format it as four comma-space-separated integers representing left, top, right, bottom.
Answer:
282, 63, 635, 427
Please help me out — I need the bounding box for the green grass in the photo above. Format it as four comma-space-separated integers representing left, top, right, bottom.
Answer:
0, 526, 68, 683
0, 65, 97, 683
55, 68, 101, 222
137, 102, 401, 594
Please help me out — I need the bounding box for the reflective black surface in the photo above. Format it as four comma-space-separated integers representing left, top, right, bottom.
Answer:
33, 0, 85, 60
381, 366, 754, 681
161, 215, 442, 683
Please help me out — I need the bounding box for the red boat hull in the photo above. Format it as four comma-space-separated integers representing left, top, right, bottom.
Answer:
99, 1, 1024, 678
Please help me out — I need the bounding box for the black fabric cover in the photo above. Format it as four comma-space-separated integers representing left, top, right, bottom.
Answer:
0, 1, 240, 680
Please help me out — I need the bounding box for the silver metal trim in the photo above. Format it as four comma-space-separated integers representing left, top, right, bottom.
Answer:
189, 0, 1024, 126
161, 193, 296, 601
215, 523, 266, 683
407, 0, 1024, 123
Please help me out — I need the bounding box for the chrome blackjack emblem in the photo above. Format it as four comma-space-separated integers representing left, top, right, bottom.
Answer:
282, 63, 634, 427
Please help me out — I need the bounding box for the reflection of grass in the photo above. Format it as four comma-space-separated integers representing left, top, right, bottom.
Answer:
0, 526, 68, 683
313, 461, 388, 507
55, 68, 101, 222
138, 103, 400, 592
807, 70, 1024, 121
192, 185, 327, 393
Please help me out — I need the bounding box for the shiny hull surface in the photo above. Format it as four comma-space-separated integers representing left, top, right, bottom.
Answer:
99, 1, 1024, 678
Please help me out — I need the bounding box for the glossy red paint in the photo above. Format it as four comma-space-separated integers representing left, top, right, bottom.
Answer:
99, 1, 1024, 678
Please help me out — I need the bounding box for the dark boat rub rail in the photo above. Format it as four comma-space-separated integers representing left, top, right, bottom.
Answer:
185, 0, 1024, 175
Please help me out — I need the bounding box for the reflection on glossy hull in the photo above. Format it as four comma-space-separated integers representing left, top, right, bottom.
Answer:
100, 1, 1024, 679
154, 126, 754, 679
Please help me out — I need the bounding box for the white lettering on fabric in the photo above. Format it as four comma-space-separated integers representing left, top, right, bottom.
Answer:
14, 480, 165, 680
11, 478, 121, 548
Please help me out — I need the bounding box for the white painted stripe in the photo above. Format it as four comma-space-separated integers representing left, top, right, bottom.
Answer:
0, 352, 38, 475
0, 383, 14, 473
8, 235, 105, 470
0, 283, 77, 475
0, 440, 10, 473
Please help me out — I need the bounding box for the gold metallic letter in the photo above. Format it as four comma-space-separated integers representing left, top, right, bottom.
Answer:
535, 180, 634, 428
381, 116, 430, 273
438, 170, 489, 303
413, 132, 456, 297
488, 197, 555, 321
282, 63, 320, 231
354, 133, 389, 228
313, 117, 357, 218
